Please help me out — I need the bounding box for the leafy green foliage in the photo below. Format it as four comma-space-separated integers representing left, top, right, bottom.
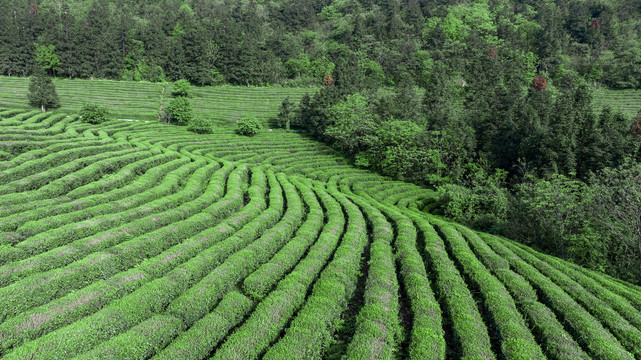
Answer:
324, 93, 377, 156
187, 117, 214, 134
277, 96, 294, 130
27, 70, 59, 112
166, 97, 193, 125
236, 117, 262, 137
436, 164, 509, 231
590, 162, 641, 282
510, 174, 586, 259
34, 44, 60, 76
79, 103, 110, 124
171, 79, 191, 97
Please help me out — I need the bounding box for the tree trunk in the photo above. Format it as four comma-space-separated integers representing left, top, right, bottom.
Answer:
41, 104, 45, 113
158, 87, 165, 122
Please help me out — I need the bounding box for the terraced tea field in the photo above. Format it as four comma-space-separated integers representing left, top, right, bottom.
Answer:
0, 76, 313, 125
1, 108, 641, 359
594, 88, 641, 118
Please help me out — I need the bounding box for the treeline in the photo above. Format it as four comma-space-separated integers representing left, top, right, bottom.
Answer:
2, 0, 641, 88
278, 39, 641, 283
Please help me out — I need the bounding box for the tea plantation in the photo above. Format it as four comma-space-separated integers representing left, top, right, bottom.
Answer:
1, 108, 641, 359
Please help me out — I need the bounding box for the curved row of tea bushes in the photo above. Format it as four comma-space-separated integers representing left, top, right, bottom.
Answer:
0, 161, 229, 312
0, 138, 99, 172
242, 176, 323, 299
341, 191, 403, 360
0, 166, 250, 359
0, 167, 267, 356
10, 158, 219, 255
1, 147, 147, 200
263, 182, 367, 359
516, 242, 641, 319
0, 142, 127, 185
454, 225, 590, 359
151, 290, 253, 360
481, 233, 634, 359
211, 182, 343, 359
499, 237, 641, 358
432, 220, 545, 359
0, 154, 187, 234
165, 172, 304, 328
550, 253, 641, 312
349, 187, 445, 360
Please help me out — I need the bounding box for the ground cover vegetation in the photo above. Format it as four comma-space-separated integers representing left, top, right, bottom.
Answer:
2, 0, 641, 356
0, 109, 640, 359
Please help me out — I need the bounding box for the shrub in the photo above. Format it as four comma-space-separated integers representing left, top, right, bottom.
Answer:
171, 79, 191, 97
236, 117, 262, 137
277, 96, 294, 130
187, 117, 214, 134
79, 103, 110, 124
28, 70, 60, 112
166, 97, 193, 125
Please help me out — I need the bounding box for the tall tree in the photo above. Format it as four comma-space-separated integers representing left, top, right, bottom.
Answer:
28, 68, 60, 112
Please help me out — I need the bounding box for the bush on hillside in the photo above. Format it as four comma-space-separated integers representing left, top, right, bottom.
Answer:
80, 103, 110, 124
166, 97, 194, 125
187, 117, 215, 134
236, 117, 262, 137
28, 69, 60, 112
171, 79, 191, 97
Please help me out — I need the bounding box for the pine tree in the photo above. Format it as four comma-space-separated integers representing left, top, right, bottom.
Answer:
28, 68, 60, 112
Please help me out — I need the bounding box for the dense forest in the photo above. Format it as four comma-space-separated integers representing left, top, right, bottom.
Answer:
1, 0, 641, 88
4, 0, 641, 282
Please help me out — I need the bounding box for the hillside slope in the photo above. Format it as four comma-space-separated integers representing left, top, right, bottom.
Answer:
0, 109, 640, 359
0, 76, 313, 125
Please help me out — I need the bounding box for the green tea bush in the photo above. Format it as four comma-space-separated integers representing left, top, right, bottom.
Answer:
236, 116, 262, 137
459, 227, 590, 359
187, 117, 214, 134
171, 79, 191, 97
80, 103, 110, 124
166, 97, 194, 125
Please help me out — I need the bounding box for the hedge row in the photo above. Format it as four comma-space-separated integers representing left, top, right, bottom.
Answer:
0, 138, 98, 172
455, 226, 590, 359
546, 252, 641, 312
14, 151, 179, 237
0, 268, 149, 355
0, 141, 125, 186
153, 290, 253, 360
390, 204, 492, 360
516, 241, 641, 321
12, 158, 218, 255
499, 238, 641, 358
433, 221, 545, 359
3, 266, 194, 359
0, 167, 263, 354
242, 175, 323, 299
211, 182, 343, 359
135, 166, 268, 278
76, 314, 184, 359
351, 187, 445, 360
0, 161, 226, 308
342, 191, 403, 359
482, 233, 634, 359
263, 182, 367, 359
2, 148, 147, 201
0, 154, 186, 233
165, 172, 304, 328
